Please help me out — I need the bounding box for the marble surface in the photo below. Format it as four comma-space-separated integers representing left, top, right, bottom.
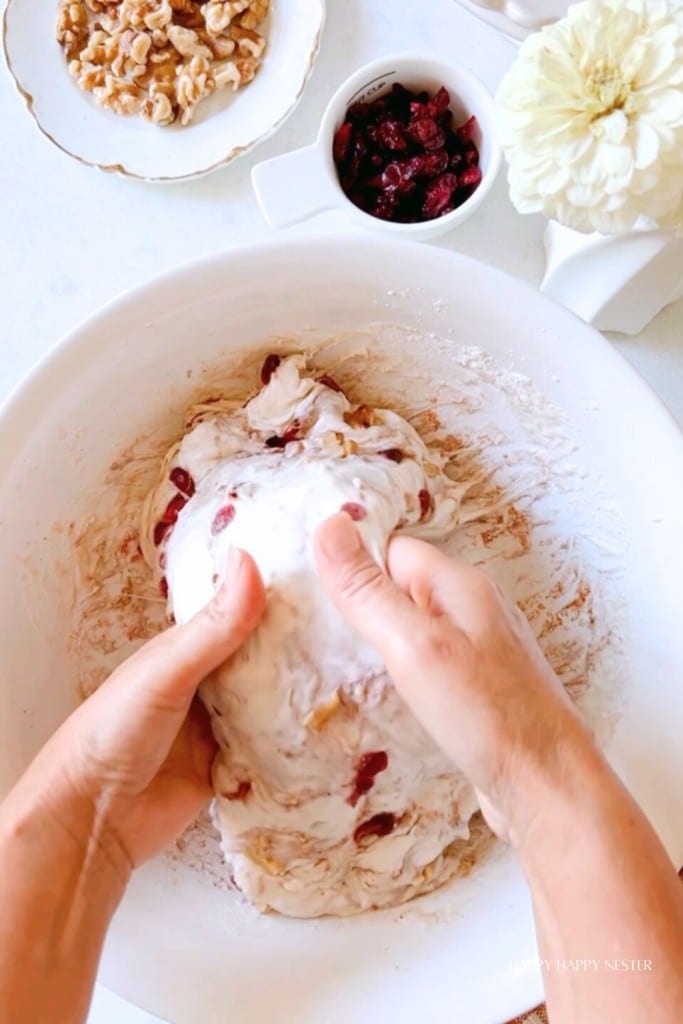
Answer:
0, 0, 681, 1021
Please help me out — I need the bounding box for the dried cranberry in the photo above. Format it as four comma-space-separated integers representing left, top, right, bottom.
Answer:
425, 128, 446, 151
459, 165, 483, 192
166, 494, 186, 521
159, 575, 169, 599
225, 781, 251, 801
406, 117, 439, 146
346, 189, 370, 210
463, 141, 479, 166
377, 117, 406, 152
348, 750, 389, 806
211, 503, 235, 535
353, 812, 396, 844
260, 353, 281, 385
457, 115, 478, 143
414, 151, 449, 178
380, 163, 401, 190
423, 173, 458, 220
341, 502, 367, 521
417, 87, 450, 122
284, 419, 302, 442
153, 520, 171, 547
433, 86, 450, 115
346, 101, 369, 123
373, 194, 398, 220
409, 99, 429, 121
333, 121, 353, 164
390, 82, 413, 107
317, 373, 344, 394
364, 123, 380, 149
342, 134, 366, 190
381, 162, 416, 195
379, 447, 404, 463
170, 466, 195, 497
419, 488, 434, 519
266, 418, 301, 449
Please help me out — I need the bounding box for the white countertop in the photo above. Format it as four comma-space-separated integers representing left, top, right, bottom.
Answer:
1, 0, 681, 1021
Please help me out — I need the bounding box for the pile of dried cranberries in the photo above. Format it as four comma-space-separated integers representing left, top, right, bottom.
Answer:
332, 83, 482, 224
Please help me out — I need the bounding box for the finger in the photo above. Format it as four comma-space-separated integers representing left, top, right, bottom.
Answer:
314, 516, 479, 674
314, 515, 471, 760
185, 696, 218, 789
313, 513, 425, 664
116, 546, 266, 711
385, 534, 450, 612
388, 535, 495, 629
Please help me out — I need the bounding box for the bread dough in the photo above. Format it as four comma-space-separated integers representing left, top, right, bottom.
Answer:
141, 355, 477, 916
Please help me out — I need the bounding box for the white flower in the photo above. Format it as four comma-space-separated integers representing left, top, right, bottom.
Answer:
495, 0, 683, 234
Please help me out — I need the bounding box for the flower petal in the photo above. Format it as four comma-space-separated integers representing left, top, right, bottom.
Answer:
494, 0, 683, 234
632, 120, 661, 168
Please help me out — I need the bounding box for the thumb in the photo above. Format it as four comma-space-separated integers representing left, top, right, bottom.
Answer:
110, 546, 267, 712
313, 513, 423, 663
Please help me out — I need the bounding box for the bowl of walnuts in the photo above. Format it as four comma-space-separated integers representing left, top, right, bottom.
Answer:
3, 0, 325, 180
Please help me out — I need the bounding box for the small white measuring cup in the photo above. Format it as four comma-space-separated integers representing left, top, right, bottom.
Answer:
252, 52, 501, 242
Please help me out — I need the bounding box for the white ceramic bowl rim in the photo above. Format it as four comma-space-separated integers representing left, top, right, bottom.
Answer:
1, 237, 682, 1024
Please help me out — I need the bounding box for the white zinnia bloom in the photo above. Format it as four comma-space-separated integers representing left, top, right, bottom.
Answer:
495, 0, 683, 234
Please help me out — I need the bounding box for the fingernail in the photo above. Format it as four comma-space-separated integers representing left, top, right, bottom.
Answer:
319, 514, 362, 562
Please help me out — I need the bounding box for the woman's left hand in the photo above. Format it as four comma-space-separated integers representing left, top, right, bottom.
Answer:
37, 547, 266, 872
0, 547, 265, 1023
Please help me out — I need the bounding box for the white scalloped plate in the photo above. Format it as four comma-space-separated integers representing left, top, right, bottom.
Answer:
2, 0, 325, 180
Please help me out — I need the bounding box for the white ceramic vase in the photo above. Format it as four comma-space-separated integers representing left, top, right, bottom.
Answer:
540, 219, 683, 335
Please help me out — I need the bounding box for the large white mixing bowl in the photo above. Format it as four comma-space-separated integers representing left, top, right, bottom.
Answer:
0, 238, 681, 1024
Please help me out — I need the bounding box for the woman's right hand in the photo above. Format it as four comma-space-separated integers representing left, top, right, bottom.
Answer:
315, 513, 683, 1024
313, 512, 593, 845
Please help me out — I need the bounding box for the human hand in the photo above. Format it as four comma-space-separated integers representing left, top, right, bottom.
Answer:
0, 547, 265, 1024
7, 547, 266, 876
314, 513, 591, 845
